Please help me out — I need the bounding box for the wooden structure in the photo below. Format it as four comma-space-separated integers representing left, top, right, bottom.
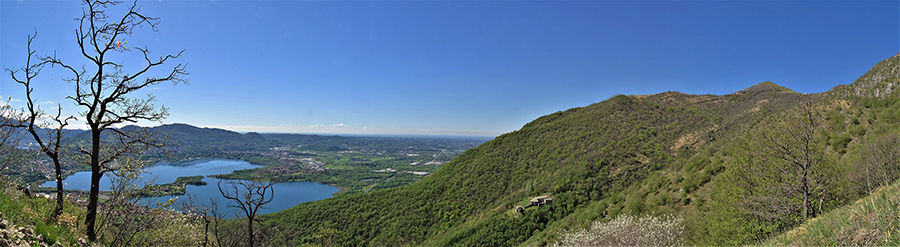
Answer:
515, 195, 553, 213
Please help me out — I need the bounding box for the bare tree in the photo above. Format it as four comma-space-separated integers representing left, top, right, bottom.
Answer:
218, 179, 274, 247
178, 193, 219, 247
36, 0, 187, 240
751, 102, 832, 222
862, 133, 900, 191
2, 31, 76, 219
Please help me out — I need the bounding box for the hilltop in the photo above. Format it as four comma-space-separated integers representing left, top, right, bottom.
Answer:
740, 80, 798, 95
259, 53, 900, 246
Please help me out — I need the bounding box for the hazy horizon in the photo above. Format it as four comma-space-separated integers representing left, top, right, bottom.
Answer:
2, 1, 897, 136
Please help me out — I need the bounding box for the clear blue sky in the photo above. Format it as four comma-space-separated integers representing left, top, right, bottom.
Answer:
2, 0, 898, 137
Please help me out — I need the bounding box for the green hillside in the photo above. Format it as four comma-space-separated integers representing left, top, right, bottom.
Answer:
260, 53, 899, 246
3, 54, 894, 246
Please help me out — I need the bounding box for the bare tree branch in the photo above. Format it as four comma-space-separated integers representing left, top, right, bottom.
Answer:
218, 179, 274, 247
745, 101, 831, 223
2, 30, 76, 219
17, 0, 189, 240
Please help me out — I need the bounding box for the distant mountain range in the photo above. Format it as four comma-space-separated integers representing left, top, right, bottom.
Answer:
67, 123, 275, 147
4, 126, 87, 147
55, 122, 488, 160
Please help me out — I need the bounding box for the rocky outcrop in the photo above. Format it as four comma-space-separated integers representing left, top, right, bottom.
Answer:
0, 212, 77, 247
830, 53, 900, 99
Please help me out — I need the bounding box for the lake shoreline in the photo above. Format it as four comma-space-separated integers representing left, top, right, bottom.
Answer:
41, 159, 339, 219
330, 184, 348, 196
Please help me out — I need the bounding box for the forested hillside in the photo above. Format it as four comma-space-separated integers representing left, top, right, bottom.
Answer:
261, 53, 900, 246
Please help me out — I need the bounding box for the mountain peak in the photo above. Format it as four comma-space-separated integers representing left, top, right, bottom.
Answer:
737, 81, 798, 95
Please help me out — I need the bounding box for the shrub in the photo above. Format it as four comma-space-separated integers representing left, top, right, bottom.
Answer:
853, 125, 867, 136
553, 214, 685, 247
831, 133, 852, 153
625, 199, 644, 214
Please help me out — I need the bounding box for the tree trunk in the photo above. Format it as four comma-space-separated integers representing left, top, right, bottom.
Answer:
248, 216, 255, 247
866, 164, 873, 192
213, 217, 221, 247
85, 129, 101, 241
202, 218, 209, 247
86, 168, 101, 241
801, 173, 809, 222
818, 192, 825, 217
54, 159, 64, 218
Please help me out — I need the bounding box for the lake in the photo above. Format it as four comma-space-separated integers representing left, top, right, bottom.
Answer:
42, 159, 339, 218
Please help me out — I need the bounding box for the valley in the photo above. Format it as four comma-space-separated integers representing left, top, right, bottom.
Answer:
2, 54, 898, 246
7, 126, 490, 196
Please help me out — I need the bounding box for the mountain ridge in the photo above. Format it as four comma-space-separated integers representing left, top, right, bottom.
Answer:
261, 71, 810, 246
828, 52, 900, 98
260, 53, 900, 246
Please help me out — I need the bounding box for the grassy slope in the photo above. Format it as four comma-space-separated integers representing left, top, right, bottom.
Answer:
0, 181, 84, 246
764, 180, 900, 246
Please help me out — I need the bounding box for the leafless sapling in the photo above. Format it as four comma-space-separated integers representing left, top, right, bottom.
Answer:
3, 31, 76, 219
218, 179, 274, 247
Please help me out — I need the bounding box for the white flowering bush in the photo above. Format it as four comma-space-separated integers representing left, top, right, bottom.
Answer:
553, 213, 685, 247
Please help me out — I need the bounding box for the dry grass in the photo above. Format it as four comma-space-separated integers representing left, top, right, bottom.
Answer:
671, 125, 718, 151
763, 180, 900, 246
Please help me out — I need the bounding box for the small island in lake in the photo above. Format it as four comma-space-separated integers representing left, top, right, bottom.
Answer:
135, 175, 208, 197
174, 175, 208, 186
